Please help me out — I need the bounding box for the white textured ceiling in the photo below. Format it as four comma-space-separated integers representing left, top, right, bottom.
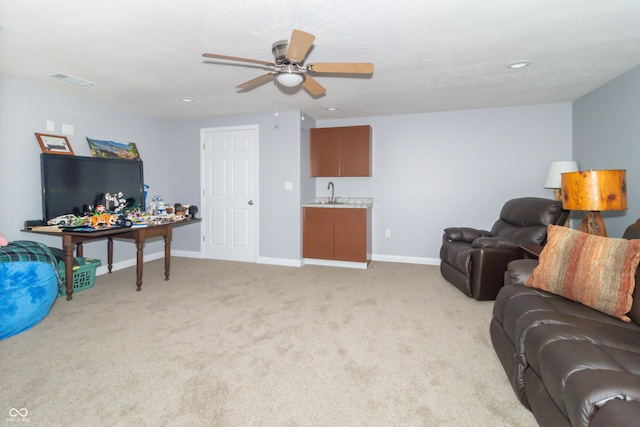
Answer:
1, 0, 640, 121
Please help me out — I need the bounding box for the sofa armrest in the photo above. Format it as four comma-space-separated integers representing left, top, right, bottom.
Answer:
505, 259, 539, 286
444, 227, 490, 243
472, 236, 520, 250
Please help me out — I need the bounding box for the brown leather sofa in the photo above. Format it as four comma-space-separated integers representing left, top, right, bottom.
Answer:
440, 197, 568, 300
490, 220, 640, 427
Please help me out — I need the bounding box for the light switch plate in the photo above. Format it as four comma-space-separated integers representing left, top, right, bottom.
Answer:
46, 121, 55, 131
62, 124, 74, 135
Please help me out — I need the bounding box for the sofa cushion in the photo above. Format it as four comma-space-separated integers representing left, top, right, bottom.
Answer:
532, 334, 640, 427
589, 399, 640, 427
526, 225, 640, 321
494, 284, 640, 368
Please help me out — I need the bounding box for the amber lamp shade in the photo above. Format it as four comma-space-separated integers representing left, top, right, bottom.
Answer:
561, 169, 627, 237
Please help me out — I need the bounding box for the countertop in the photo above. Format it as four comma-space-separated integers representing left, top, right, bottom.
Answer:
302, 197, 373, 208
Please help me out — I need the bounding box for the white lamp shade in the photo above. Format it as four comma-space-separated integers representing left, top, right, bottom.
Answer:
276, 72, 304, 87
544, 161, 579, 189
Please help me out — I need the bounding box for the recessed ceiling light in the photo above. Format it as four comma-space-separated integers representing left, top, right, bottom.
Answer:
180, 97, 194, 103
507, 61, 531, 70
326, 106, 339, 111
49, 73, 95, 86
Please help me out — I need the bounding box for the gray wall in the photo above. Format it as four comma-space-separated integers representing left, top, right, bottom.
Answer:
317, 103, 573, 262
0, 77, 314, 265
0, 79, 174, 265
299, 113, 317, 256
4, 65, 639, 267
1, 77, 575, 267
573, 65, 640, 238
171, 110, 313, 263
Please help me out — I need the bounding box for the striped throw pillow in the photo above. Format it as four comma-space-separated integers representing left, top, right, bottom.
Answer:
526, 225, 640, 322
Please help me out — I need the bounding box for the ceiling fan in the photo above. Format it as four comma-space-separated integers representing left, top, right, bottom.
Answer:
202, 29, 373, 96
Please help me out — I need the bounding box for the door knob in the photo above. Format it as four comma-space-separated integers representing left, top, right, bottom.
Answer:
248, 200, 254, 205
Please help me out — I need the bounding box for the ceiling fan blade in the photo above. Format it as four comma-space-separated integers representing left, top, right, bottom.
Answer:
308, 63, 374, 74
302, 74, 326, 96
286, 30, 315, 63
202, 53, 274, 67
236, 73, 276, 90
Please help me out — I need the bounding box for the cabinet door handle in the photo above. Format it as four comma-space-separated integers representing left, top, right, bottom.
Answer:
248, 200, 254, 205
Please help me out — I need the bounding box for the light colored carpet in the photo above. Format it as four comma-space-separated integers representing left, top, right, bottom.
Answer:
1, 259, 537, 427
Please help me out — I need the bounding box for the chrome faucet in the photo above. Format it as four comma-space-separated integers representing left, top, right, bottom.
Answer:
327, 181, 335, 203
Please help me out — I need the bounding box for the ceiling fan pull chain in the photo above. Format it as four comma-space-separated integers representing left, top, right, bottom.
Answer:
300, 89, 305, 121
274, 80, 279, 117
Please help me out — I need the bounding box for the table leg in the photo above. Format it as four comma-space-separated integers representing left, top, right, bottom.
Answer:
76, 242, 84, 257
164, 228, 171, 281
135, 239, 144, 291
62, 236, 75, 300
107, 237, 114, 273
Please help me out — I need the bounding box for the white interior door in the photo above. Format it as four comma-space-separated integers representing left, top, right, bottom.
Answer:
201, 125, 258, 262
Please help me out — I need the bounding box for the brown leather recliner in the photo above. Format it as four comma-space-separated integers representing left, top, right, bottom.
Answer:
439, 197, 568, 300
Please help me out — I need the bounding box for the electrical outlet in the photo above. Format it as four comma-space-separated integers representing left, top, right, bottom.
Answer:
385, 229, 391, 238
284, 181, 293, 191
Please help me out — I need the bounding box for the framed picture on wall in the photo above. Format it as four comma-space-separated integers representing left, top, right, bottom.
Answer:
35, 133, 75, 155
86, 137, 141, 160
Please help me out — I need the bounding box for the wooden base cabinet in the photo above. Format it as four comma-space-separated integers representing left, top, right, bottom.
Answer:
303, 207, 371, 263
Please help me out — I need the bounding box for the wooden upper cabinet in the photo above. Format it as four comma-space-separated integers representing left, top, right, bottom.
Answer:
310, 125, 371, 177
310, 127, 341, 176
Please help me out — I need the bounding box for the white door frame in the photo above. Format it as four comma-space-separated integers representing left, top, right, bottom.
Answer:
200, 124, 259, 262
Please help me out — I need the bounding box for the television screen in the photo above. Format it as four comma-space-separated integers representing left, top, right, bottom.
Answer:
40, 154, 144, 222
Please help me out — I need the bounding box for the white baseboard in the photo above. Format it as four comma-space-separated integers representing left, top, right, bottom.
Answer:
94, 251, 440, 276
171, 250, 203, 259
371, 254, 440, 265
257, 257, 303, 267
259, 254, 440, 267
302, 258, 369, 269
94, 250, 202, 276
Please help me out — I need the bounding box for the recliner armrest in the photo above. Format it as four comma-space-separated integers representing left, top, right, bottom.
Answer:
472, 236, 520, 250
444, 227, 490, 243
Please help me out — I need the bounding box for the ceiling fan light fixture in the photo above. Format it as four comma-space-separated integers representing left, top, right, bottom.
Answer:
276, 72, 304, 87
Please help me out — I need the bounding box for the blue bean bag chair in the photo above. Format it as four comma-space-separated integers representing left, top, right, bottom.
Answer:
0, 241, 60, 340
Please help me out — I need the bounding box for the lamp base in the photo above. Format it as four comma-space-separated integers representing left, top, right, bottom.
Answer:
577, 211, 607, 237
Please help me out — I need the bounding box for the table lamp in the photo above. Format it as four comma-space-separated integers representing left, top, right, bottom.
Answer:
544, 161, 579, 201
561, 169, 627, 237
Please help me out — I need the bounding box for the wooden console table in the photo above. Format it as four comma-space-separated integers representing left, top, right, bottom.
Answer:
23, 219, 201, 300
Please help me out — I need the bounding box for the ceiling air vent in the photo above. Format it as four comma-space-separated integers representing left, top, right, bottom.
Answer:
48, 73, 95, 87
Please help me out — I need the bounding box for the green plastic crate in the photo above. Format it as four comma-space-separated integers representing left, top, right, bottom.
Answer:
57, 257, 101, 297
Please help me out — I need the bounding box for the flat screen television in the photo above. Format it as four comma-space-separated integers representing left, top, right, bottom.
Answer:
40, 153, 144, 222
